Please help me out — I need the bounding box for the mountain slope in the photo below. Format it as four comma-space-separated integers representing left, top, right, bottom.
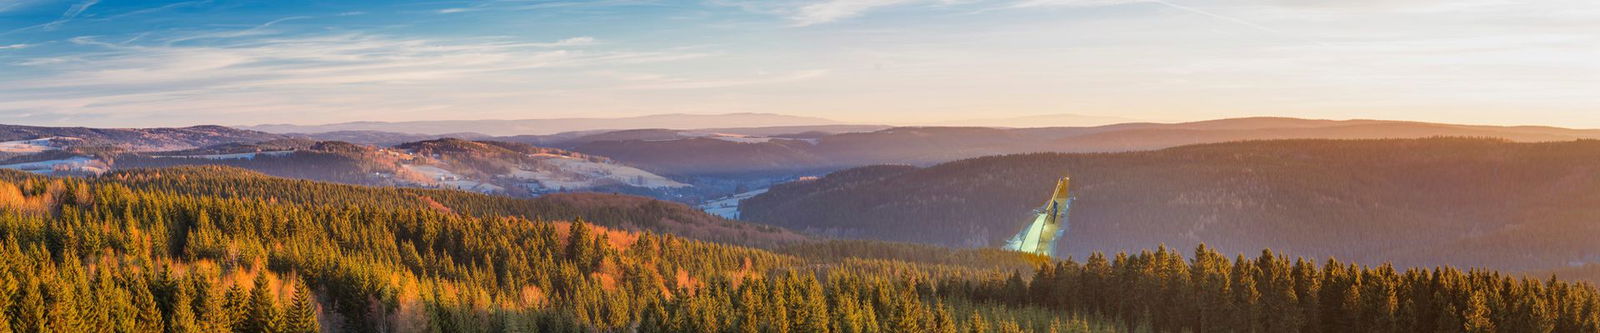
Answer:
741, 138, 1600, 272
7, 136, 694, 198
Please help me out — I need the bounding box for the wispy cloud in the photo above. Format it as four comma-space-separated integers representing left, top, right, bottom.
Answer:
41, 0, 99, 31
435, 0, 651, 14
0, 44, 29, 50
158, 16, 312, 45
731, 0, 1144, 26
96, 0, 210, 21
535, 36, 598, 47
770, 0, 1313, 43
25, 34, 688, 88
1145, 0, 1326, 45
0, 1, 27, 13
0, 30, 706, 124
791, 0, 922, 26
1010, 0, 1143, 7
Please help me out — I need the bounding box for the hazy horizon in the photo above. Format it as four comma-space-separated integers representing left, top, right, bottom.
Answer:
6, 111, 1600, 131
3, 0, 1596, 128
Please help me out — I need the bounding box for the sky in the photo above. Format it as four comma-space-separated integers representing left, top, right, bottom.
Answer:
0, 0, 1595, 128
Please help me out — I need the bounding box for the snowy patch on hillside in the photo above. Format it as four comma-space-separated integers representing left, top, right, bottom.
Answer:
678, 132, 773, 143
155, 151, 295, 160
402, 164, 504, 193
0, 137, 69, 153
510, 155, 688, 191
0, 156, 108, 174
697, 189, 768, 219
443, 180, 505, 193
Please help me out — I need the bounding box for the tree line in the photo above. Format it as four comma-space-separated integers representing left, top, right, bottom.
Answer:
949, 245, 1600, 332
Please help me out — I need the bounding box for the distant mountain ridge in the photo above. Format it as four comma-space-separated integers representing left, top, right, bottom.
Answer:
243, 113, 849, 136
554, 117, 1600, 177
927, 113, 1144, 127
0, 124, 287, 152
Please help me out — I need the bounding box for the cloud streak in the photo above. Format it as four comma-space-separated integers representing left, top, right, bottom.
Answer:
791, 0, 922, 26
41, 0, 99, 30
1, 31, 708, 125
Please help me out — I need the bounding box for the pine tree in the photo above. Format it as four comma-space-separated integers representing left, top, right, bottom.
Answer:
13, 282, 45, 333
166, 283, 199, 333
1229, 256, 1261, 332
965, 312, 989, 333
0, 273, 11, 333
566, 220, 600, 273
223, 284, 249, 332
133, 282, 167, 333
244, 274, 285, 333
931, 301, 958, 333
192, 280, 229, 333
995, 319, 1023, 333
1462, 291, 1495, 333
284, 281, 320, 333
44, 280, 89, 333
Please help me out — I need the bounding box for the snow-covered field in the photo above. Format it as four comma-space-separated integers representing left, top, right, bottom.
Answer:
402, 164, 505, 193
509, 155, 688, 191
0, 138, 64, 154
154, 151, 295, 160
680, 132, 776, 143
442, 180, 505, 193
0, 156, 107, 174
697, 188, 768, 219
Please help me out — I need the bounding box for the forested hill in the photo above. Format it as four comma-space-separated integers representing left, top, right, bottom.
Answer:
88, 166, 802, 247
742, 138, 1600, 274
2, 165, 1599, 331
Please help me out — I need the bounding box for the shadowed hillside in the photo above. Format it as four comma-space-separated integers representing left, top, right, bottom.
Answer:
742, 138, 1600, 273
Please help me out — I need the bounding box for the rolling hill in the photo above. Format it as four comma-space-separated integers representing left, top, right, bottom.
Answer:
0, 124, 286, 152
113, 139, 691, 197
2, 133, 699, 199
740, 138, 1600, 274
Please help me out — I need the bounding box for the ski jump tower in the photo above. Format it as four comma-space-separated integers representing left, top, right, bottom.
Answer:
1002, 177, 1072, 257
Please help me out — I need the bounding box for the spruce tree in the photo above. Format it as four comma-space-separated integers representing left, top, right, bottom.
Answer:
284, 281, 320, 333
965, 312, 989, 333
133, 282, 167, 333
1462, 291, 1495, 333
244, 274, 285, 333
165, 283, 199, 333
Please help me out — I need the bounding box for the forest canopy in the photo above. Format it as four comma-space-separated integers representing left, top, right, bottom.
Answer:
0, 166, 1594, 332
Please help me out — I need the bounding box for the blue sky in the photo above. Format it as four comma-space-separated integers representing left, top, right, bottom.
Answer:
0, 0, 1596, 128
